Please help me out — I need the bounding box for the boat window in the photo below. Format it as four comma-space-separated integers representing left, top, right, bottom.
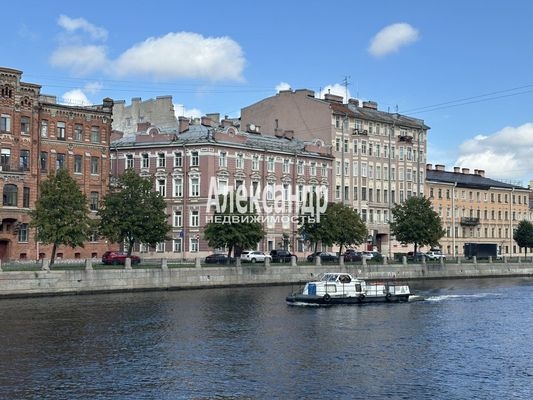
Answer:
324, 284, 337, 293
355, 284, 362, 292
339, 275, 351, 284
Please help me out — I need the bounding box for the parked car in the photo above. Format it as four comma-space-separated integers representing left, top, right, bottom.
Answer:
426, 250, 446, 260
270, 249, 297, 263
204, 253, 235, 264
344, 249, 362, 262
102, 251, 141, 265
407, 251, 426, 262
307, 252, 339, 263
240, 251, 272, 263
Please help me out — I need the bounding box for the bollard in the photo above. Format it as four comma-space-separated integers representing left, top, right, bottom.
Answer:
161, 258, 168, 270
236, 258, 241, 267
401, 256, 407, 266
339, 255, 344, 267
195, 257, 201, 268
125, 257, 132, 270
42, 259, 50, 271
265, 257, 270, 267
0, 259, 2, 272
291, 255, 297, 267
315, 256, 321, 266
85, 258, 93, 271
473, 256, 477, 264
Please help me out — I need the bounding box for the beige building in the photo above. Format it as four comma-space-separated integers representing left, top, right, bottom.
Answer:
425, 164, 531, 257
241, 89, 430, 257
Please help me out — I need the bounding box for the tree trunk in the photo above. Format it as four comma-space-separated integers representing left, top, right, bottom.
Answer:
50, 243, 57, 266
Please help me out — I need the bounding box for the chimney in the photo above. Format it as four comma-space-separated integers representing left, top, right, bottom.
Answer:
454, 167, 460, 173
178, 116, 190, 133
426, 163, 432, 170
462, 168, 470, 175
201, 116, 214, 127
435, 164, 445, 171
137, 122, 151, 132
362, 101, 378, 110
206, 113, 220, 124
324, 93, 344, 103
348, 98, 359, 107
284, 130, 294, 140
477, 169, 485, 177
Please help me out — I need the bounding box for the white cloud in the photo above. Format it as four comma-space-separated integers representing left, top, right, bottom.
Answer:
318, 84, 352, 102
58, 15, 108, 41
368, 23, 419, 57
174, 103, 202, 119
83, 81, 103, 94
454, 123, 533, 184
112, 32, 245, 81
276, 82, 291, 92
61, 89, 92, 106
50, 45, 108, 76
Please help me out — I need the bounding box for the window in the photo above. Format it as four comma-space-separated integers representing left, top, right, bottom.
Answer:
190, 238, 199, 252
23, 187, 30, 208
252, 155, 259, 170
1, 114, 11, 132
158, 153, 166, 168
173, 177, 183, 197
219, 152, 227, 168
156, 242, 165, 253
20, 116, 30, 135
91, 157, 99, 174
90, 126, 100, 143
190, 210, 199, 227
19, 150, 29, 171
142, 153, 149, 169
173, 239, 182, 253
173, 210, 182, 227
190, 177, 199, 197
18, 223, 29, 242
236, 153, 244, 169
90, 192, 99, 211
53, 153, 66, 170
56, 121, 66, 140
297, 160, 304, 175
190, 151, 199, 167
283, 159, 290, 173
40, 152, 48, 172
157, 178, 166, 197
267, 156, 275, 172
321, 163, 327, 176
310, 162, 316, 176
126, 154, 134, 169
336, 161, 341, 176
174, 152, 182, 167
75, 124, 83, 141
3, 184, 17, 206
74, 155, 83, 173
40, 120, 48, 137
1, 148, 10, 170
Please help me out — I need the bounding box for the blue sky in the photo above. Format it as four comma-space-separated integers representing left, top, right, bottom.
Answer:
4, 0, 533, 186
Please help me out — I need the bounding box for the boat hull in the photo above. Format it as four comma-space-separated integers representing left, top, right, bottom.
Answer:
286, 293, 411, 306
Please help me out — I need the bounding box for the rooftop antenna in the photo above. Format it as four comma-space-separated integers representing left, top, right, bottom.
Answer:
342, 76, 350, 103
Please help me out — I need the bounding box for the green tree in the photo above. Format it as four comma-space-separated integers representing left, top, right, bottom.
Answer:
298, 192, 329, 253
319, 202, 368, 255
98, 169, 171, 256
29, 168, 93, 265
203, 192, 265, 258
390, 196, 445, 255
513, 220, 533, 256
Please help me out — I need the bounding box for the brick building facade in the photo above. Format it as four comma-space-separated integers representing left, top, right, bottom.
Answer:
110, 115, 334, 259
0, 67, 113, 261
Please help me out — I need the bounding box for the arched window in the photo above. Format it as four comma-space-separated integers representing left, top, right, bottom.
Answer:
3, 184, 18, 206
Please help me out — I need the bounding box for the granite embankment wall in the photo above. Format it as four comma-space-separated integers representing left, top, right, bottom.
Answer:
1, 259, 533, 299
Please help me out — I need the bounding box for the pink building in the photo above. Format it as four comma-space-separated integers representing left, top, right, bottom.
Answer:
111, 115, 334, 259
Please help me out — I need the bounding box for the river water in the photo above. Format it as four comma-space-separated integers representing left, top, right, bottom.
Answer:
0, 277, 532, 399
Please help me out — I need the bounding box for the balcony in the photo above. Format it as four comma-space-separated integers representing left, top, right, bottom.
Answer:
460, 217, 480, 226
398, 135, 413, 143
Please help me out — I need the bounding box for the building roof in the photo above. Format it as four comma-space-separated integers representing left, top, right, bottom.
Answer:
426, 169, 528, 191
111, 123, 334, 159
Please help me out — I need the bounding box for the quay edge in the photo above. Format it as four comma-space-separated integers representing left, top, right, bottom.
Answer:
1, 261, 533, 299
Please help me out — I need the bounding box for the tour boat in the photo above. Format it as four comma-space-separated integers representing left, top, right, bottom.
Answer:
286, 272, 412, 305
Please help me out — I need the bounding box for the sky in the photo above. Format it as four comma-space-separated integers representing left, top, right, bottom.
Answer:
4, 0, 533, 187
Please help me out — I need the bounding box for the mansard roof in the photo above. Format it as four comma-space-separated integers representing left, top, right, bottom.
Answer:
426, 169, 528, 191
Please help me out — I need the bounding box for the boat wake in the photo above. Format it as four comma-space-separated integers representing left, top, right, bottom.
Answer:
424, 292, 501, 302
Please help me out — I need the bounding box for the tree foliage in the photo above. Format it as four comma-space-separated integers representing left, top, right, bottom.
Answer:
513, 219, 533, 255
298, 192, 329, 253
299, 198, 367, 255
203, 192, 265, 258
29, 168, 93, 265
390, 196, 445, 254
98, 169, 171, 255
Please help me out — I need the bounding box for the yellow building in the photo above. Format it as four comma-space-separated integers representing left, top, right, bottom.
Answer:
425, 164, 531, 257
